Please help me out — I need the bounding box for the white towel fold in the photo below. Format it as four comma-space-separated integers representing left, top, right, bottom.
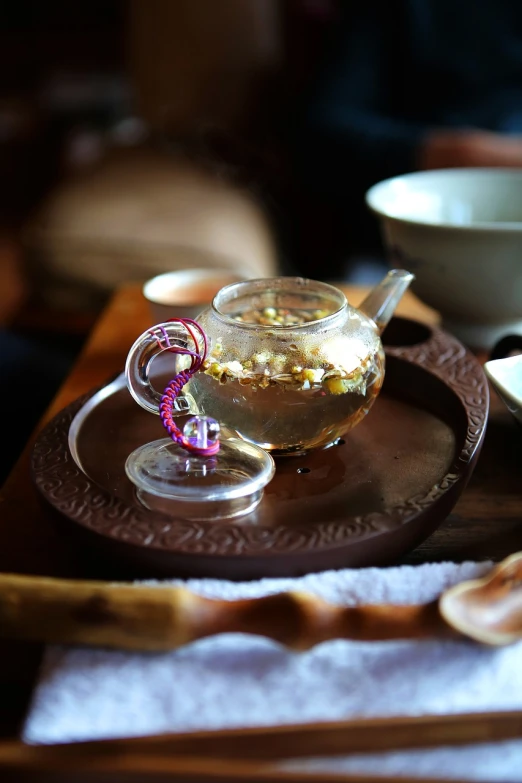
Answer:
22, 560, 522, 781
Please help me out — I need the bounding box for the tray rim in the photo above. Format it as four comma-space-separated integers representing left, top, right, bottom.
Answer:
31, 318, 489, 563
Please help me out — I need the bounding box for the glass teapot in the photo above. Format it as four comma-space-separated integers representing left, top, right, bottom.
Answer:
126, 271, 414, 457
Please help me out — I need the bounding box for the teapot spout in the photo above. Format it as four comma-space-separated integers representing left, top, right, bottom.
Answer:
358, 269, 415, 334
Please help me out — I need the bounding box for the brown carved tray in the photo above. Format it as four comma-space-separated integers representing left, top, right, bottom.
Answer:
31, 317, 489, 580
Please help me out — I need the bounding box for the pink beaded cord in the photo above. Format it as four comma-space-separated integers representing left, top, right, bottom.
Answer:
148, 318, 219, 457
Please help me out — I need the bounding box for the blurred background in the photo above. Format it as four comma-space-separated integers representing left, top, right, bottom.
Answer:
0, 0, 349, 324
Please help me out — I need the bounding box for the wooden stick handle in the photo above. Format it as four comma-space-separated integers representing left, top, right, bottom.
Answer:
2, 710, 522, 779
0, 572, 455, 651
0, 745, 477, 783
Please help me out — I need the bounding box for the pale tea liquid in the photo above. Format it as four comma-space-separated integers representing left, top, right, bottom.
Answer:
190, 351, 384, 455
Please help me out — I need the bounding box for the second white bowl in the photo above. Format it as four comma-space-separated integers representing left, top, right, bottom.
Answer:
366, 168, 522, 349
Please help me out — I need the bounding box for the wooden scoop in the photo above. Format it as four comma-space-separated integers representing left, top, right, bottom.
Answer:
0, 553, 521, 652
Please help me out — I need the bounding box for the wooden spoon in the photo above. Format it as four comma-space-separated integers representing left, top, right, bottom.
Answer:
440, 551, 522, 645
0, 554, 521, 652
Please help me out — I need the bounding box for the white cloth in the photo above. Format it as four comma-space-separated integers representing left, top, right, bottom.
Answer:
23, 560, 522, 781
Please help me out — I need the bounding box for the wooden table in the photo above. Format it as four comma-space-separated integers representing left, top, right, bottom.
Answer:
1, 283, 522, 740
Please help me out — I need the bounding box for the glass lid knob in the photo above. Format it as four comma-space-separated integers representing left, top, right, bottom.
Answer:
183, 415, 220, 451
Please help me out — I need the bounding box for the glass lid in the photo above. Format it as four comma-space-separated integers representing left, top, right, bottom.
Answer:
125, 415, 275, 521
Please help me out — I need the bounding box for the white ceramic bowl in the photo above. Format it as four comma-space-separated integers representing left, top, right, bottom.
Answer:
143, 268, 250, 323
484, 354, 522, 426
366, 168, 522, 349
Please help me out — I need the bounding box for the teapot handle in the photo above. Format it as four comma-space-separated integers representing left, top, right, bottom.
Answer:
125, 322, 200, 416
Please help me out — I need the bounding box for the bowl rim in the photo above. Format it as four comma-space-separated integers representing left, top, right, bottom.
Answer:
143, 268, 250, 305
365, 167, 522, 232
484, 354, 522, 409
